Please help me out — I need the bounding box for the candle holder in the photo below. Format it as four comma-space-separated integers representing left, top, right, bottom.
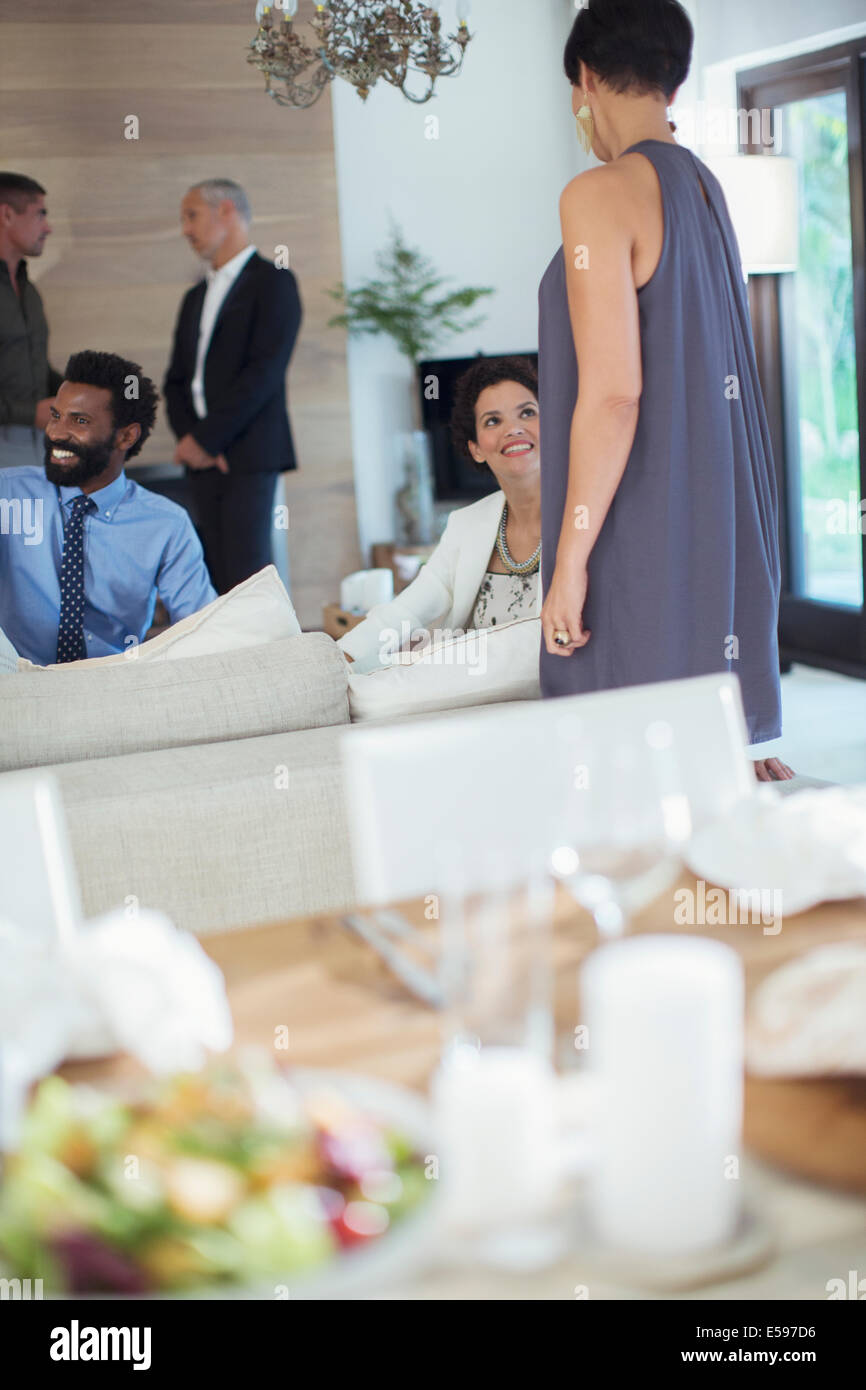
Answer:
571, 1196, 775, 1292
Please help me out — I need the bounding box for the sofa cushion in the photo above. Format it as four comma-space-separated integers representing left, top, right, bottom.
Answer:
347, 616, 542, 722
0, 632, 349, 772
41, 698, 540, 935
18, 565, 301, 670
42, 724, 355, 934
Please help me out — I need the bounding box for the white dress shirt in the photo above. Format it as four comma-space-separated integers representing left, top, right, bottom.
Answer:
191, 244, 257, 419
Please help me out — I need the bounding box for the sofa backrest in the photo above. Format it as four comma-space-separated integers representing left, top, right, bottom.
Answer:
0, 633, 349, 772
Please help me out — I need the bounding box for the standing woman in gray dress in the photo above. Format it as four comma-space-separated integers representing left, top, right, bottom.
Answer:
538, 0, 793, 781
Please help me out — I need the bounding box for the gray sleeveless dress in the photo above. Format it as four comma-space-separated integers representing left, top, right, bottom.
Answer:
538, 139, 782, 745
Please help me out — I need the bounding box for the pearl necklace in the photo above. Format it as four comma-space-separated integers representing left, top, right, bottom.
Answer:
495, 501, 541, 576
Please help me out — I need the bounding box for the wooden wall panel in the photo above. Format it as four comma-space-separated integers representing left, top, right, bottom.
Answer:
0, 0, 360, 628
2, 25, 281, 90
0, 91, 337, 157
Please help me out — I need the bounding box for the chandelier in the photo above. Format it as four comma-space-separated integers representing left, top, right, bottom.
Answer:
247, 1, 473, 108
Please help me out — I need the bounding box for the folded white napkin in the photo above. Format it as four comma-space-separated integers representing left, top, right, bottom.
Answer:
0, 908, 233, 1147
686, 785, 866, 917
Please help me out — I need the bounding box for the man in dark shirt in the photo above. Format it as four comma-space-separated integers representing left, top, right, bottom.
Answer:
0, 172, 62, 471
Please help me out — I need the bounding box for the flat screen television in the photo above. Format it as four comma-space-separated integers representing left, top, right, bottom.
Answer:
417, 352, 538, 503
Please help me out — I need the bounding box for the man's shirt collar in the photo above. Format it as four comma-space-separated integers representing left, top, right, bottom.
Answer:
58, 469, 128, 517
205, 243, 256, 285
0, 258, 29, 287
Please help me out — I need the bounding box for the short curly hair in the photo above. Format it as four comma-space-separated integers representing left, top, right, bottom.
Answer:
564, 0, 693, 101
63, 350, 158, 460
450, 355, 539, 475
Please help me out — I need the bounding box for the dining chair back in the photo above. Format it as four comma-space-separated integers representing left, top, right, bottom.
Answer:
341, 672, 754, 907
0, 770, 83, 942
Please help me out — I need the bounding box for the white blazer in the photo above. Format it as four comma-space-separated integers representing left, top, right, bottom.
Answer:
338, 490, 542, 673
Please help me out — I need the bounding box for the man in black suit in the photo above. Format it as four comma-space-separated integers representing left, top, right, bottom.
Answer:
164, 178, 301, 593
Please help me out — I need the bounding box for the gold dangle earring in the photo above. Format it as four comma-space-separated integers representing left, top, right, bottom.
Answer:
575, 93, 594, 154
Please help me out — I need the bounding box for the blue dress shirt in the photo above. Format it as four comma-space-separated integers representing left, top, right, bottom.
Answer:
0, 466, 217, 664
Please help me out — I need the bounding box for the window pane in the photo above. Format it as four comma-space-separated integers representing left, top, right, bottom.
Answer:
782, 90, 862, 608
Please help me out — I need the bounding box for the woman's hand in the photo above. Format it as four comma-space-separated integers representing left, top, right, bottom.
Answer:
541, 562, 591, 656
754, 757, 795, 782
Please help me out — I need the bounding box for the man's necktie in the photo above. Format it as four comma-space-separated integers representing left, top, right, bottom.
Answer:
56, 494, 95, 664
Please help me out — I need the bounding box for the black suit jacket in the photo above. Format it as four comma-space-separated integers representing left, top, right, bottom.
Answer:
163, 252, 302, 474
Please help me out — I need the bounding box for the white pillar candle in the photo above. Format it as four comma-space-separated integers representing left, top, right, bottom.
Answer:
431, 1045, 557, 1231
581, 935, 743, 1256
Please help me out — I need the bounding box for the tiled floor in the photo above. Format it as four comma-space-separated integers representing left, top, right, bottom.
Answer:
779, 664, 866, 785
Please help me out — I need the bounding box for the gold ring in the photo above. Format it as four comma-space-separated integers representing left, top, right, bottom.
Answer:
554, 629, 571, 646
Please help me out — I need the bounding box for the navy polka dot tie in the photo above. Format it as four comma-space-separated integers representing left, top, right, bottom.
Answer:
56, 494, 95, 664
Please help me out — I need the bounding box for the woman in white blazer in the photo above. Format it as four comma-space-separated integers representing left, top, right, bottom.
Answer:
339, 357, 542, 673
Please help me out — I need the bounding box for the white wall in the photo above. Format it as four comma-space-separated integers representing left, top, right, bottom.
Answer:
331, 0, 583, 557
693, 0, 866, 155
697, 0, 866, 68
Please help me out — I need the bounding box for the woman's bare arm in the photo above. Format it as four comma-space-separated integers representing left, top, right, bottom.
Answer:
541, 166, 644, 653
558, 166, 643, 566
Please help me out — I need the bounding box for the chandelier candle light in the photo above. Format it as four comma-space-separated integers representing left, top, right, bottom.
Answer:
249, 1, 474, 108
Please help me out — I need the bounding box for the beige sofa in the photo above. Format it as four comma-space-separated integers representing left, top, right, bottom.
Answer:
0, 634, 367, 934
0, 633, 824, 936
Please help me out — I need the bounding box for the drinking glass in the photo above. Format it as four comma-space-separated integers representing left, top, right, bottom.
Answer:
435, 845, 555, 1059
430, 846, 565, 1266
550, 719, 693, 941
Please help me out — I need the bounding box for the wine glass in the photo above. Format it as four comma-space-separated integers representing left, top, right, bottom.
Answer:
550, 719, 693, 941
431, 844, 567, 1267
435, 844, 555, 1059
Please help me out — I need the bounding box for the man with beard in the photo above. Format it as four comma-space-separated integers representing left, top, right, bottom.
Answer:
0, 349, 215, 665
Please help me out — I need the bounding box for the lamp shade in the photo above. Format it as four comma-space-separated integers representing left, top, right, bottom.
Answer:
704, 155, 799, 274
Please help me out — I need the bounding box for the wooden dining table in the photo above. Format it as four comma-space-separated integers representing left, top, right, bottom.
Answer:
64, 873, 866, 1300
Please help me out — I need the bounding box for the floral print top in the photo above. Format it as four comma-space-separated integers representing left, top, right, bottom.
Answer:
469, 569, 539, 630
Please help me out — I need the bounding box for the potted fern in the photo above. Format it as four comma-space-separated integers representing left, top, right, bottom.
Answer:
327, 224, 493, 542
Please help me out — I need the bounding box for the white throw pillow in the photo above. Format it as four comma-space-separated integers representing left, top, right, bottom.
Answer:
347, 616, 541, 722
19, 565, 301, 671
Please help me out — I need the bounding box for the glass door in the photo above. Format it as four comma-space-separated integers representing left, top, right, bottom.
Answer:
782, 90, 860, 609
739, 41, 866, 671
